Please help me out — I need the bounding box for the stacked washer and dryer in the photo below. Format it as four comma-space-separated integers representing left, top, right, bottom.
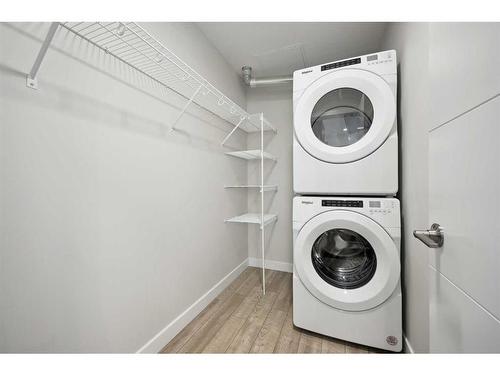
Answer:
292, 50, 402, 352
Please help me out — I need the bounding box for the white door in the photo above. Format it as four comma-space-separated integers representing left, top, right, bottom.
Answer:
418, 23, 500, 353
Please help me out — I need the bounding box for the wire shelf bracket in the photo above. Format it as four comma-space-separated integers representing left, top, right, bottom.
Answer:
220, 116, 246, 146
221, 115, 277, 147
26, 22, 60, 90
170, 84, 202, 132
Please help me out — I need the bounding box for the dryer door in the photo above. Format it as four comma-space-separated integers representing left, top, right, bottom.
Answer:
294, 210, 400, 311
294, 69, 396, 163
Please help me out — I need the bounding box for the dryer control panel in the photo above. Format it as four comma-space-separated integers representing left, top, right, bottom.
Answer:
321, 57, 361, 71
293, 50, 397, 93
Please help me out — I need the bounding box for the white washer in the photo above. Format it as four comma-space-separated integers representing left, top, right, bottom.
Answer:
293, 196, 402, 352
293, 50, 398, 195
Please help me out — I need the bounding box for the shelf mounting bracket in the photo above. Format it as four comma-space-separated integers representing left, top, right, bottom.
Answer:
170, 84, 202, 132
221, 116, 246, 146
26, 22, 60, 90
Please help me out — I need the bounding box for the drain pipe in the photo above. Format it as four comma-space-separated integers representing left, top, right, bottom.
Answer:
242, 66, 293, 88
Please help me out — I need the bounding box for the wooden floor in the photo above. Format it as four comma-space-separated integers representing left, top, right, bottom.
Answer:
161, 267, 384, 354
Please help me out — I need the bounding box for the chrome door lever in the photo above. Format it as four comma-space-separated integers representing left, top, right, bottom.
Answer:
413, 223, 444, 248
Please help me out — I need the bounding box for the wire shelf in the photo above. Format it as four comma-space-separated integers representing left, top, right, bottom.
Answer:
59, 22, 277, 133
225, 213, 278, 228
224, 185, 278, 192
225, 150, 277, 161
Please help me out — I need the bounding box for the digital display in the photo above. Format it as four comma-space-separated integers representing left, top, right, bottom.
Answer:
369, 201, 381, 208
321, 57, 361, 71
367, 54, 378, 61
322, 200, 363, 208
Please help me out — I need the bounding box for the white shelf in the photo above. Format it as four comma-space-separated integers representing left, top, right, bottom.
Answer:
224, 185, 278, 192
225, 150, 277, 161
225, 213, 278, 227
245, 114, 277, 133
56, 22, 275, 133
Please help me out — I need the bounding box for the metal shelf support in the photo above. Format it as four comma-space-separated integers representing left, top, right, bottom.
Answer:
170, 84, 202, 132
260, 112, 266, 295
221, 116, 246, 146
26, 22, 60, 90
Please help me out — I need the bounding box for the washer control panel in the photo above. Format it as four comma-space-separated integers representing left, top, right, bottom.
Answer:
294, 197, 400, 228
322, 199, 363, 208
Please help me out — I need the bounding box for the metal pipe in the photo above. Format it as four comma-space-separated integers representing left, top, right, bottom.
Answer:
242, 66, 292, 88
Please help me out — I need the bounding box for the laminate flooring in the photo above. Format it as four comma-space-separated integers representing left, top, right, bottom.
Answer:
161, 267, 386, 354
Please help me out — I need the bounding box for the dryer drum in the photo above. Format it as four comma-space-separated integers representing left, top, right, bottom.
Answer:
311, 228, 377, 289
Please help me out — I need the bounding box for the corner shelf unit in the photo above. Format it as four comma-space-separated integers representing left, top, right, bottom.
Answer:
25, 22, 278, 296
223, 112, 278, 295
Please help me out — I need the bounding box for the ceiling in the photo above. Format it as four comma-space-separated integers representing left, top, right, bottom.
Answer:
197, 23, 388, 77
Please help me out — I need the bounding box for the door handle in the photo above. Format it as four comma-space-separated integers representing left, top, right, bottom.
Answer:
413, 223, 444, 248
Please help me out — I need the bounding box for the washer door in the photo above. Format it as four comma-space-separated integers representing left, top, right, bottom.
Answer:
294, 69, 396, 163
294, 210, 400, 311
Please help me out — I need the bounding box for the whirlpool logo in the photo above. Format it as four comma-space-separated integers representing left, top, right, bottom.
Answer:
301, 200, 313, 205
386, 336, 398, 346
301, 70, 313, 74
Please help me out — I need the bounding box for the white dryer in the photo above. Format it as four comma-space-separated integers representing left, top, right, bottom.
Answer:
293, 50, 398, 195
293, 196, 402, 352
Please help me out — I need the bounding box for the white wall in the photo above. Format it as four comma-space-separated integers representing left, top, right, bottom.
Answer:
381, 23, 430, 353
0, 22, 248, 353
246, 87, 294, 271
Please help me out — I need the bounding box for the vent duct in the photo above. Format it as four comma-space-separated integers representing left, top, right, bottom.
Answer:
241, 66, 292, 88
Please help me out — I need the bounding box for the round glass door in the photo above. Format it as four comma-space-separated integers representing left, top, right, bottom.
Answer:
294, 69, 396, 163
294, 209, 400, 311
311, 88, 374, 147
311, 228, 377, 289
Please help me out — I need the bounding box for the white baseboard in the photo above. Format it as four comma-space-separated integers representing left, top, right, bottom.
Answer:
136, 258, 249, 353
403, 334, 415, 354
248, 257, 293, 273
